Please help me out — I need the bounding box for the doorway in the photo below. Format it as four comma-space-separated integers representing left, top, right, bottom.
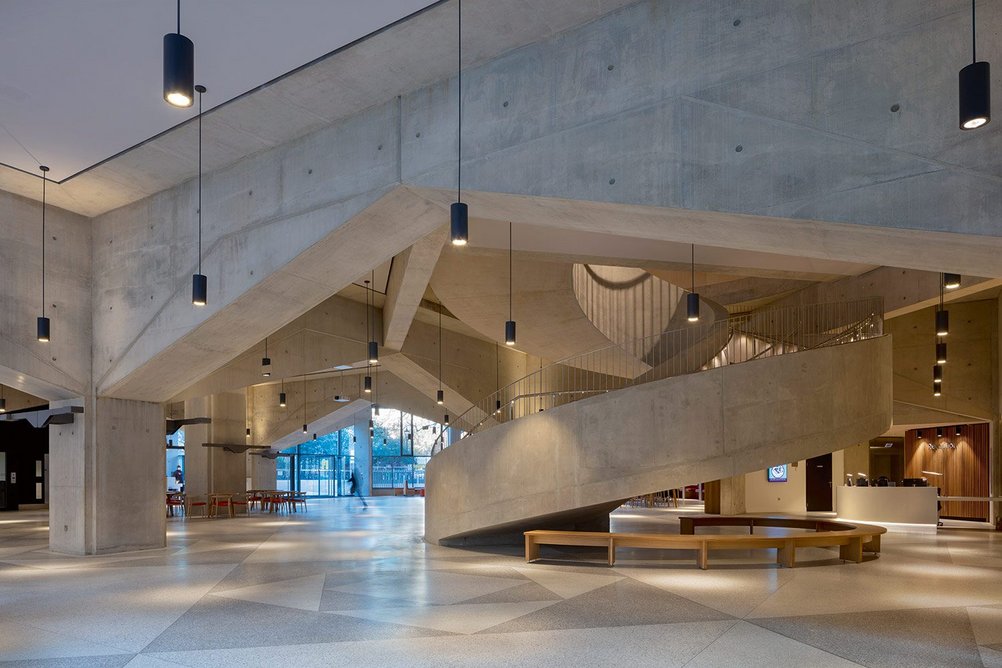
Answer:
806, 453, 833, 512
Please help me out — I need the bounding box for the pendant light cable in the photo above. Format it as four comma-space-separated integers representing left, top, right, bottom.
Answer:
439, 303, 443, 390
41, 167, 47, 318
509, 222, 513, 322
690, 244, 695, 293
197, 88, 202, 277
972, 0, 977, 62
176, 0, 181, 34
457, 0, 462, 203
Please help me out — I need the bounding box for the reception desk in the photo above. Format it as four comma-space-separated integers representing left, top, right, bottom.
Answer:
836, 486, 939, 532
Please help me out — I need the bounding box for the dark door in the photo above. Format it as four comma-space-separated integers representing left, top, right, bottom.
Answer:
806, 453, 833, 512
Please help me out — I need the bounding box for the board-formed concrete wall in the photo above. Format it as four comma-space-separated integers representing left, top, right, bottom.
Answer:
425, 335, 892, 544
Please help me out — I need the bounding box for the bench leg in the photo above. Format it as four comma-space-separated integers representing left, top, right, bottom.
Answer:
697, 542, 708, 570
778, 541, 796, 568
840, 537, 863, 563
863, 534, 881, 554
608, 538, 616, 566
525, 536, 539, 563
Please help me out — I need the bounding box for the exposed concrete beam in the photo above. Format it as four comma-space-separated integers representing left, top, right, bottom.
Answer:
268, 399, 370, 452
413, 188, 1002, 281
98, 186, 445, 402
767, 266, 1002, 320
379, 353, 474, 420
383, 226, 449, 350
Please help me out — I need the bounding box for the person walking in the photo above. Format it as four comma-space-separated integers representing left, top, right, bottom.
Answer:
348, 468, 367, 509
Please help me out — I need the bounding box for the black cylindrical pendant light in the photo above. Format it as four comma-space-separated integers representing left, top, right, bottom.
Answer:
933, 365, 943, 384
450, 1, 468, 246
687, 244, 700, 323
505, 320, 516, 346
192, 85, 208, 306
0, 385, 6, 413
943, 273, 961, 290
279, 392, 286, 407
261, 337, 271, 377
960, 62, 990, 130
686, 293, 700, 323
935, 309, 949, 337
437, 389, 444, 405
955, 425, 962, 437
163, 0, 194, 108
313, 433, 318, 441
444, 414, 450, 426
936, 342, 947, 365
959, 1, 990, 130
368, 341, 378, 365
451, 203, 468, 246
302, 423, 308, 434
364, 375, 372, 393
495, 399, 502, 415
936, 427, 944, 438
37, 166, 51, 343
933, 383, 942, 397
246, 427, 251, 438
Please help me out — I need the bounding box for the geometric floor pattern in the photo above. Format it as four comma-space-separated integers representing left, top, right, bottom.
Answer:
1, 498, 1001, 666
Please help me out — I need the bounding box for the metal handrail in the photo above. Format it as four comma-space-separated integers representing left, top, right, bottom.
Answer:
433, 298, 883, 453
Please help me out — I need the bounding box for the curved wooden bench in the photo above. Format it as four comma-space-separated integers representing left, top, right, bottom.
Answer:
525, 516, 886, 570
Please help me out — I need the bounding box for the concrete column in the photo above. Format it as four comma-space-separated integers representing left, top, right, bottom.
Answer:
208, 392, 247, 493
352, 409, 372, 496
249, 455, 276, 490
49, 397, 165, 555
182, 397, 210, 500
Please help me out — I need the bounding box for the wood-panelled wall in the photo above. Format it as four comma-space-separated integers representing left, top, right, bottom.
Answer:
904, 423, 990, 521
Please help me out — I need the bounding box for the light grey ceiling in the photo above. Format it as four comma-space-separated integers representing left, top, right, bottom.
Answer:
0, 0, 636, 216
0, 0, 436, 181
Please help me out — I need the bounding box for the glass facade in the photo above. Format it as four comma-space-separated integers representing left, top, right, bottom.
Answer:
371, 408, 439, 490
279, 427, 355, 497
166, 428, 185, 492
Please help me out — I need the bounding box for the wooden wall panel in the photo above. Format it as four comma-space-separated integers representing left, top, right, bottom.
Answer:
904, 423, 990, 520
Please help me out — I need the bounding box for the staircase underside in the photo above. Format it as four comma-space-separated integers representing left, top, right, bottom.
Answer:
425, 336, 892, 545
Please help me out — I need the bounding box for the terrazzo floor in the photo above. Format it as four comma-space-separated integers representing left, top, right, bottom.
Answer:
1, 497, 1001, 667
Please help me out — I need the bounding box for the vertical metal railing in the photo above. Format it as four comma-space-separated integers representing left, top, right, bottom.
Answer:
434, 299, 883, 453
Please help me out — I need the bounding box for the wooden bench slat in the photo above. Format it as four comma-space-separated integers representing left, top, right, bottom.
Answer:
524, 516, 885, 570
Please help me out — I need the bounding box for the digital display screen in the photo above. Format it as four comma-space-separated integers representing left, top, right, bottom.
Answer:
767, 465, 788, 483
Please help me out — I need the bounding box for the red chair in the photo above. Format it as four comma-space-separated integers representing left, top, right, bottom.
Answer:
267, 494, 289, 514
289, 494, 308, 513
232, 494, 250, 515
186, 497, 207, 518
166, 494, 185, 517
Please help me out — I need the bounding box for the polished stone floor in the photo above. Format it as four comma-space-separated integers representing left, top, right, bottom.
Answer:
1, 498, 1001, 667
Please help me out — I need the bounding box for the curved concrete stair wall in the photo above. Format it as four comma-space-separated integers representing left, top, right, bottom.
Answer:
425, 335, 892, 545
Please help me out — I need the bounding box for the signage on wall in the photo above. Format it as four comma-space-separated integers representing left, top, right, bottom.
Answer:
767, 465, 788, 483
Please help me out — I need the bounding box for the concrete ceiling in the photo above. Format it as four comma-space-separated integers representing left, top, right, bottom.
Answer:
0, 0, 435, 181
0, 0, 635, 216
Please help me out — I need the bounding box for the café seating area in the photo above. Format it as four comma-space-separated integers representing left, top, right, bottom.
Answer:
166, 490, 309, 519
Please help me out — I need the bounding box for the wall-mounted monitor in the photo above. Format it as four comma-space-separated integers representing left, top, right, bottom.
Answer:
767, 464, 788, 483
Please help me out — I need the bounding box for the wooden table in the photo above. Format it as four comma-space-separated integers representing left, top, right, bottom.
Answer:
208, 493, 234, 518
